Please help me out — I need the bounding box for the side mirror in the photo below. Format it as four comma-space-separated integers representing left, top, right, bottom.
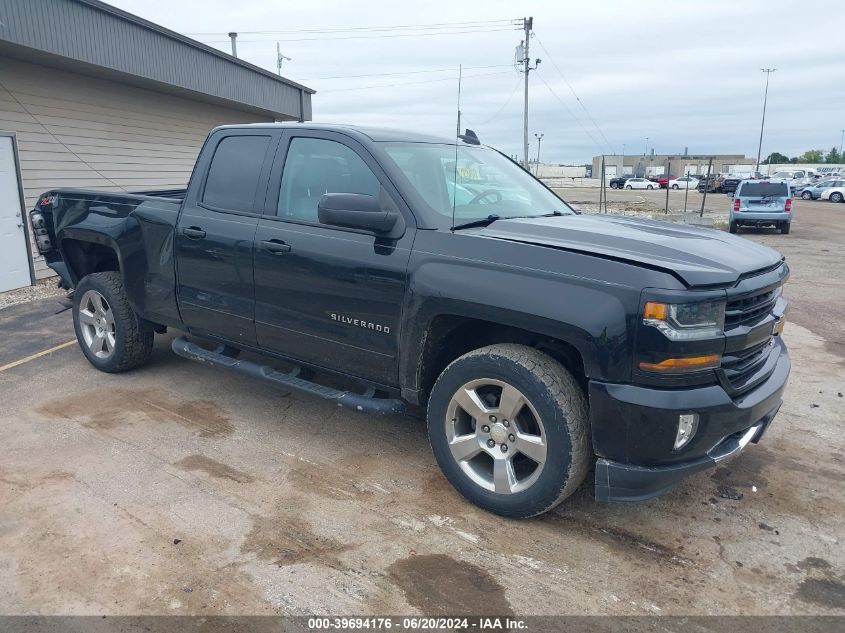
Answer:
317, 193, 399, 234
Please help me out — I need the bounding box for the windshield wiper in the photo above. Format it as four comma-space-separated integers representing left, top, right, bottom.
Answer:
451, 214, 501, 231
451, 211, 567, 231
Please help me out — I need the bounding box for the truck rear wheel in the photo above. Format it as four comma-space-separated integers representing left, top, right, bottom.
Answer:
729, 221, 738, 234
427, 344, 590, 518
73, 271, 154, 373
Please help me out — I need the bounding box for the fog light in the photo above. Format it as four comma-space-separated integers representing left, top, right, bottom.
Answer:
674, 413, 699, 450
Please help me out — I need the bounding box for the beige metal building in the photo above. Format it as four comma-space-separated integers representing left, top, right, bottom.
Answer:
0, 0, 314, 291
592, 153, 757, 180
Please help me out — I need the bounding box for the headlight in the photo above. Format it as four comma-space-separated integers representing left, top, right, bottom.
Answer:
643, 300, 725, 341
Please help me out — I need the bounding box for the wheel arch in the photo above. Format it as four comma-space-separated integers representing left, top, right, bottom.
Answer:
405, 313, 590, 406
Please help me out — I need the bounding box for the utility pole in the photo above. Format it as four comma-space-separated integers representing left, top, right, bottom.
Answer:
517, 17, 540, 169
534, 133, 544, 175
276, 42, 292, 75
228, 32, 238, 58
755, 68, 776, 173
840, 129, 844, 160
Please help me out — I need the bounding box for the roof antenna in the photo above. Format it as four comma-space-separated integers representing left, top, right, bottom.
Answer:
451, 64, 462, 231
458, 129, 480, 145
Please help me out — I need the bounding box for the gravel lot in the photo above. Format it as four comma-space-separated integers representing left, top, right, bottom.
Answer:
1, 195, 843, 618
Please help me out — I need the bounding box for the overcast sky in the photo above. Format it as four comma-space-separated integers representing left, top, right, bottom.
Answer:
111, 0, 845, 164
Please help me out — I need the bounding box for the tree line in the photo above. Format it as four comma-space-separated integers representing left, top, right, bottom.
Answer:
763, 147, 842, 164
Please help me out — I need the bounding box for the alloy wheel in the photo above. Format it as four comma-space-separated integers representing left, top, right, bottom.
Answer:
444, 379, 547, 495
78, 290, 116, 359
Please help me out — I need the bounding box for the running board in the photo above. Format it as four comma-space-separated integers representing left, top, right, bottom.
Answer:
170, 336, 405, 416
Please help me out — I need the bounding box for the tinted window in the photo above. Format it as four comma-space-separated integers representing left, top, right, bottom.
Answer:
278, 137, 380, 222
737, 181, 789, 197
203, 135, 271, 212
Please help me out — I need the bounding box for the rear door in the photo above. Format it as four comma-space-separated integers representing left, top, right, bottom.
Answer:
175, 129, 280, 345
252, 130, 415, 385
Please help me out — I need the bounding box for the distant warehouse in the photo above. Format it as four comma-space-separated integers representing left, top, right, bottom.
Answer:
0, 0, 314, 291
592, 153, 757, 180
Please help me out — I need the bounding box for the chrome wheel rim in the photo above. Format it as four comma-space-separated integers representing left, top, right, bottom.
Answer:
78, 290, 116, 359
444, 379, 547, 495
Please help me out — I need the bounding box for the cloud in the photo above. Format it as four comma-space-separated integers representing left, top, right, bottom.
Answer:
109, 0, 845, 163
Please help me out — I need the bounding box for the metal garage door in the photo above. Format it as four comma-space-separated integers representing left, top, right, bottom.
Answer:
0, 135, 31, 292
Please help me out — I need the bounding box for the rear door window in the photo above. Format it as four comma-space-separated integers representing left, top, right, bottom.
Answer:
203, 135, 272, 212
738, 181, 789, 197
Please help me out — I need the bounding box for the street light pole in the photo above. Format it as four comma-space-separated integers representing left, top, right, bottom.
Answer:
840, 129, 844, 160
755, 68, 776, 173
534, 133, 544, 176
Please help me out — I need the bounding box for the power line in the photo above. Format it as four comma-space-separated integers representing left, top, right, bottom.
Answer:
185, 19, 519, 36
534, 70, 605, 153
0, 78, 126, 191
476, 79, 522, 126
534, 36, 614, 154
299, 64, 512, 81
318, 70, 514, 93
197, 27, 516, 43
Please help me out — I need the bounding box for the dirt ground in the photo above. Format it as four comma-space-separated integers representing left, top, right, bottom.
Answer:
1, 196, 844, 617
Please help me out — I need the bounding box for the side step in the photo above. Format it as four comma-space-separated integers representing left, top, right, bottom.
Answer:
171, 336, 405, 416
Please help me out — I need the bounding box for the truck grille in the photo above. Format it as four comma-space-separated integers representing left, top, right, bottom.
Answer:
721, 284, 783, 393
721, 338, 773, 391
725, 288, 778, 327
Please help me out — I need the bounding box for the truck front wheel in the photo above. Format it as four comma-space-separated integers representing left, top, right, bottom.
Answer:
73, 271, 154, 373
427, 344, 590, 518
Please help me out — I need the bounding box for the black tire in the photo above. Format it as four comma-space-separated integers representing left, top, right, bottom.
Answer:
646, 185, 654, 190
781, 222, 791, 235
729, 221, 738, 234
610, 183, 618, 189
72, 271, 154, 373
624, 185, 632, 190
427, 344, 590, 518
671, 184, 679, 190
801, 191, 812, 200
831, 192, 844, 203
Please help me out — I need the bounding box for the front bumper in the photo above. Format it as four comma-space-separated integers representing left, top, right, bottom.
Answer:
590, 337, 790, 502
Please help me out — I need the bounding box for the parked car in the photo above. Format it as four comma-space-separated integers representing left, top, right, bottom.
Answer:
624, 177, 658, 190
647, 176, 671, 188
795, 179, 842, 200
668, 176, 700, 190
722, 177, 743, 195
609, 175, 634, 189
771, 170, 812, 190
697, 175, 725, 193
729, 179, 792, 234
29, 123, 790, 518
820, 186, 845, 203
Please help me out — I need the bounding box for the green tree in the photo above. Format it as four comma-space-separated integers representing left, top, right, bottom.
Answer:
825, 147, 841, 164
800, 149, 824, 163
763, 152, 790, 164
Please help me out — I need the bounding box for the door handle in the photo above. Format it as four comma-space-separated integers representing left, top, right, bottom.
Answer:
182, 226, 206, 239
260, 239, 292, 254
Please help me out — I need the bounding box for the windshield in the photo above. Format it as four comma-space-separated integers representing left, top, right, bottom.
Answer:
381, 142, 574, 225
737, 181, 789, 197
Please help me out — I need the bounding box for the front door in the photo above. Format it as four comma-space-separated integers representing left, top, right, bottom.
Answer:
253, 132, 415, 385
0, 135, 32, 292
175, 130, 278, 346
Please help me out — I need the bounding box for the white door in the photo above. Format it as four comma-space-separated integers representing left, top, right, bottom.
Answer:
0, 136, 31, 292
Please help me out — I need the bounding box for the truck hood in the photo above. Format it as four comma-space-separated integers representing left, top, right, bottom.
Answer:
475, 214, 783, 287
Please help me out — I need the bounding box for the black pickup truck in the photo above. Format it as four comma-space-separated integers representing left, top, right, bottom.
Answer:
30, 123, 790, 517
